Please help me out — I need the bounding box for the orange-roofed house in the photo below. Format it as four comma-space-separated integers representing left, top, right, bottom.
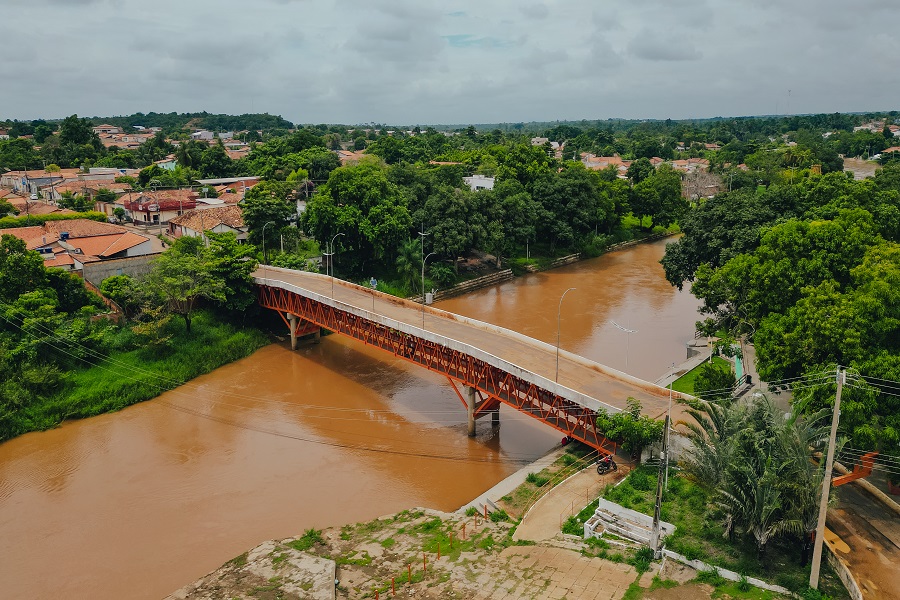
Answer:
168, 205, 247, 242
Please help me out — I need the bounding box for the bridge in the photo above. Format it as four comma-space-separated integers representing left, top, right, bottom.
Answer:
254, 266, 690, 455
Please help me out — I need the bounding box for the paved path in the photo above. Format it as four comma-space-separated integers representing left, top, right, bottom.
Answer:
472, 545, 638, 600
828, 483, 900, 600
514, 465, 628, 543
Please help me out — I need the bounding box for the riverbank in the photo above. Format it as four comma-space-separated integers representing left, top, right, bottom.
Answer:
3, 310, 269, 441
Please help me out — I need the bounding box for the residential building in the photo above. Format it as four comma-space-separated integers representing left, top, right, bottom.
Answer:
191, 130, 215, 141
123, 189, 198, 224
169, 205, 247, 242
0, 219, 155, 273
463, 174, 495, 191
93, 124, 123, 135
0, 129, 9, 140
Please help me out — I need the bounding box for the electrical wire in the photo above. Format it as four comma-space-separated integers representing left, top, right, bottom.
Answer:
0, 307, 579, 463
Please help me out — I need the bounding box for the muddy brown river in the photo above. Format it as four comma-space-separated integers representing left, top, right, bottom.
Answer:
0, 238, 699, 599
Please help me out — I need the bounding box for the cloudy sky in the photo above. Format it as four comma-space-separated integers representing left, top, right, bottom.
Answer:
3, 0, 899, 125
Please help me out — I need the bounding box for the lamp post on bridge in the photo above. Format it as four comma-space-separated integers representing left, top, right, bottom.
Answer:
329, 232, 345, 299
610, 320, 638, 371
556, 287, 576, 383
422, 252, 436, 328
261, 221, 276, 285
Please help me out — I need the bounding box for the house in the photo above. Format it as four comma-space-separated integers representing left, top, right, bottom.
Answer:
154, 155, 178, 171
336, 150, 365, 164
191, 130, 215, 141
0, 129, 9, 140
531, 137, 549, 146
463, 175, 495, 191
168, 205, 246, 242
93, 124, 123, 135
0, 219, 154, 273
123, 189, 198, 225
704, 143, 721, 151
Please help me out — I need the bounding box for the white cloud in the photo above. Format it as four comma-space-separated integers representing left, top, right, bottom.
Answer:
1, 0, 899, 123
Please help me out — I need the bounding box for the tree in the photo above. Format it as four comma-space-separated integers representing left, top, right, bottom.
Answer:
0, 200, 17, 216
58, 114, 97, 146
0, 234, 47, 303
204, 231, 258, 316
693, 361, 735, 401
627, 157, 654, 184
145, 239, 225, 333
302, 159, 411, 270
395, 238, 421, 294
595, 398, 665, 462
199, 142, 233, 178
241, 181, 295, 249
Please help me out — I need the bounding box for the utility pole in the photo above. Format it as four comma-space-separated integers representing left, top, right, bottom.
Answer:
809, 367, 845, 589
650, 415, 670, 558
665, 362, 674, 491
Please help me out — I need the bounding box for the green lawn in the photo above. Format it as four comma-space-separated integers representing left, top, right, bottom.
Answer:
670, 356, 731, 395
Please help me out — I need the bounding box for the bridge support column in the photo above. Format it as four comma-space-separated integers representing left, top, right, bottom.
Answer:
287, 313, 298, 350
467, 386, 476, 437
491, 406, 500, 429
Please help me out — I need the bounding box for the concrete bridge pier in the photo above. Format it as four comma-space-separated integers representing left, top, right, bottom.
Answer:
467, 386, 476, 437
491, 406, 500, 429
287, 313, 298, 350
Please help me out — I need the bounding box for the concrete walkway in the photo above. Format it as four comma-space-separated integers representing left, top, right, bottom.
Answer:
459, 447, 566, 514
514, 465, 627, 543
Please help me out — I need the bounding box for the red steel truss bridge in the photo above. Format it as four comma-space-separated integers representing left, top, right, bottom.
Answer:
255, 267, 688, 455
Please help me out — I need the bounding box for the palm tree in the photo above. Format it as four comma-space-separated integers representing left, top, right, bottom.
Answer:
395, 238, 421, 295
681, 398, 743, 490
774, 405, 834, 565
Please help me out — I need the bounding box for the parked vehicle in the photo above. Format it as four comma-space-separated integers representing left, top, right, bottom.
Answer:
596, 455, 618, 475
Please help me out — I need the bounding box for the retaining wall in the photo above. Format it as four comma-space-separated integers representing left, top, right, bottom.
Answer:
82, 253, 159, 286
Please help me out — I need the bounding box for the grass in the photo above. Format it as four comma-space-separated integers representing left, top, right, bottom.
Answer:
499, 442, 596, 517
288, 528, 324, 552
603, 468, 849, 599
8, 310, 269, 439
670, 356, 731, 395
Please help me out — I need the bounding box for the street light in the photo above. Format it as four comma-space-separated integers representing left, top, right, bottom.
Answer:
329, 232, 345, 298
610, 320, 638, 371
556, 287, 576, 382
421, 252, 436, 327
261, 221, 276, 264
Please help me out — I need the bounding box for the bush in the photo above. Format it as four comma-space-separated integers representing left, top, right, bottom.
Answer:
489, 508, 510, 523
525, 472, 550, 487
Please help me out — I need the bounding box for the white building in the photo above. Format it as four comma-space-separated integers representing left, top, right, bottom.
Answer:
463, 175, 495, 192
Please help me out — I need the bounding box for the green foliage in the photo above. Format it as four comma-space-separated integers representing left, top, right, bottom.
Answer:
287, 528, 324, 552
693, 360, 736, 401
0, 211, 107, 229
595, 397, 665, 461
488, 508, 510, 523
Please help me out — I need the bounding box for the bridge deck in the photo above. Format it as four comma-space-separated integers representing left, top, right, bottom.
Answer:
253, 267, 690, 424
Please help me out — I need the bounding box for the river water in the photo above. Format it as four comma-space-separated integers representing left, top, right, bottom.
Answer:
0, 238, 699, 599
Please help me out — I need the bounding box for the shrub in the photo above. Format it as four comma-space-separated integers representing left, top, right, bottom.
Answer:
489, 508, 510, 523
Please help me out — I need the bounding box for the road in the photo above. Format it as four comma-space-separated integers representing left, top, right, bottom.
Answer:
828, 483, 900, 599
254, 267, 690, 423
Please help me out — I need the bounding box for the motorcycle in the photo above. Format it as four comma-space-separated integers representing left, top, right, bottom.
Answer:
596, 455, 618, 475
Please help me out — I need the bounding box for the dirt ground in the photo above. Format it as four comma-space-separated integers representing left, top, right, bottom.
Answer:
843, 157, 879, 180
170, 508, 652, 600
